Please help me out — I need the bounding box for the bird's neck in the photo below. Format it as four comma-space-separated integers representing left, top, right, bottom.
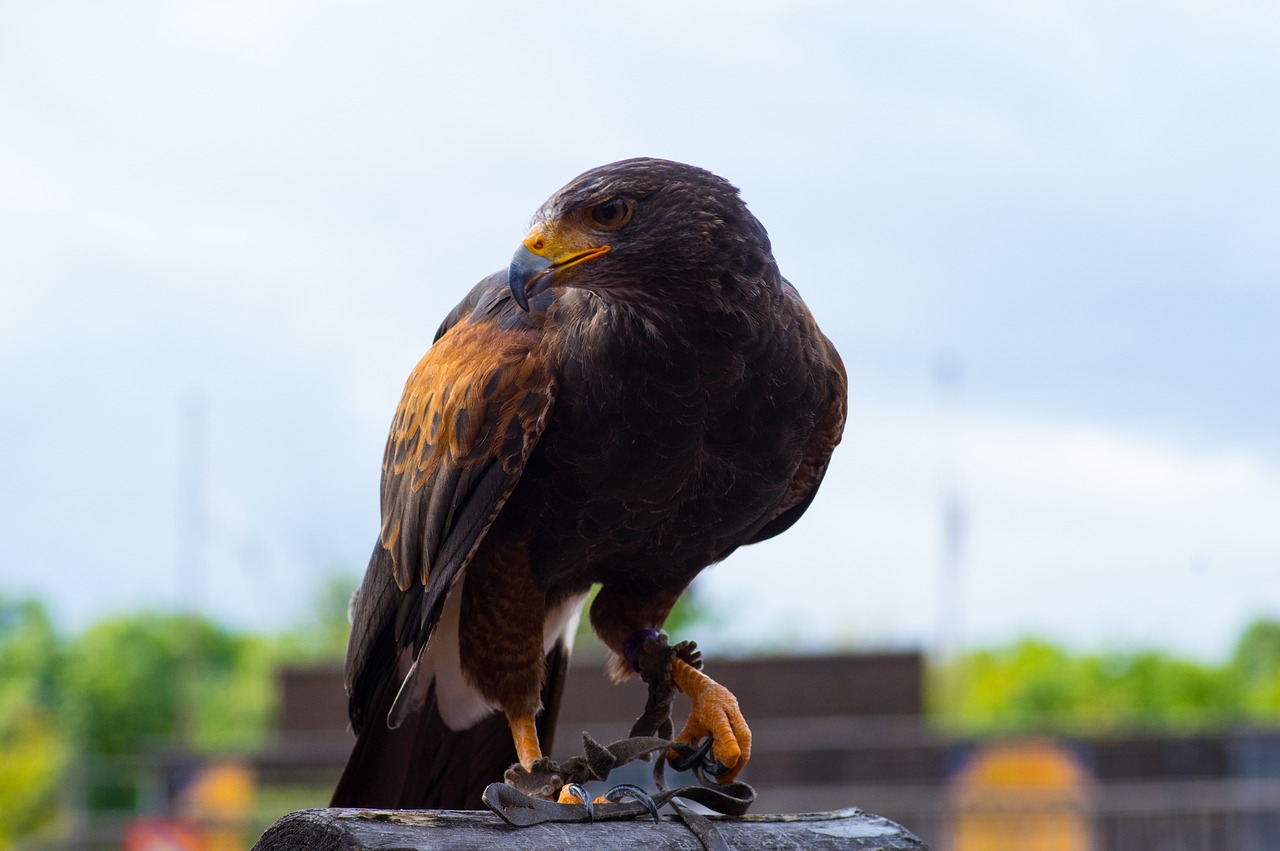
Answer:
549, 290, 701, 372
556, 288, 675, 334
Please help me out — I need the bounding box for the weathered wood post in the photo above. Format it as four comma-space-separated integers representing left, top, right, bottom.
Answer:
253, 807, 928, 850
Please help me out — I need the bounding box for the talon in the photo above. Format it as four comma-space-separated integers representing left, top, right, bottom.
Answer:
559, 784, 594, 821
701, 754, 733, 779
603, 783, 660, 823
670, 658, 752, 783
668, 735, 714, 772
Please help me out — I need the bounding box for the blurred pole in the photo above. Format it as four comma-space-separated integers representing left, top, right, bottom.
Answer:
177, 390, 208, 749
933, 353, 967, 724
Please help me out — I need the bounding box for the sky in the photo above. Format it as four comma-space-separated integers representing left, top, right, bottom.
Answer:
1, 0, 1276, 661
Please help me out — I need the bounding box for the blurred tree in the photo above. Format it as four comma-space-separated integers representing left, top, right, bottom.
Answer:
273, 572, 357, 664
947, 639, 1080, 732
61, 613, 275, 755
193, 631, 278, 751
0, 598, 66, 848
61, 573, 358, 761
1104, 651, 1238, 728
0, 578, 361, 846
1232, 618, 1280, 719
939, 635, 1243, 734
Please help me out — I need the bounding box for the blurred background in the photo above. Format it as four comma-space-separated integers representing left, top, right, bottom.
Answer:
1, 1, 1277, 849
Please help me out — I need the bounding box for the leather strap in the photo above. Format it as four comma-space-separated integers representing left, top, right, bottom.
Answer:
484, 733, 755, 850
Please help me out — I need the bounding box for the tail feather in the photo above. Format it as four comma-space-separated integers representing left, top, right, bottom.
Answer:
331, 641, 571, 809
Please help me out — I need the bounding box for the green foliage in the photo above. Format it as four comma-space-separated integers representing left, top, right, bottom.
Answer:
191, 632, 279, 751
0, 705, 65, 848
0, 599, 61, 712
61, 574, 357, 757
270, 573, 356, 664
60, 611, 283, 755
62, 612, 193, 755
949, 639, 1079, 731
937, 632, 1256, 734
0, 598, 66, 848
1231, 619, 1280, 720
0, 574, 360, 847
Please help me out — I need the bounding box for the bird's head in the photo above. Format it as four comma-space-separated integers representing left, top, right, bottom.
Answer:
508, 158, 775, 312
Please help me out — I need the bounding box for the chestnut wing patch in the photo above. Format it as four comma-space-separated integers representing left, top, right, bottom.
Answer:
342, 280, 557, 735
380, 314, 554, 598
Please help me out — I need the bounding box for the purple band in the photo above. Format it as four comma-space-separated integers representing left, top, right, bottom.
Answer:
622, 629, 662, 672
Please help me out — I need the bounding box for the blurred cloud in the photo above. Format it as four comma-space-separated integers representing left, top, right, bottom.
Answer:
0, 0, 1275, 658
700, 406, 1280, 659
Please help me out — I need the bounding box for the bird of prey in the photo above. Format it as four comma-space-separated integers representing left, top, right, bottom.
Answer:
331, 158, 847, 809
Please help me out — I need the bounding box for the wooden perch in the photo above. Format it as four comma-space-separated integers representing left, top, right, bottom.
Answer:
253, 806, 928, 850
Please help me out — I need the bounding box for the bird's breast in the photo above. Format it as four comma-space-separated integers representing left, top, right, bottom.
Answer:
527, 312, 821, 588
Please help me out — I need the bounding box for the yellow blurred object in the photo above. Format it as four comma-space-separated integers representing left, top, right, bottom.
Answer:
179, 761, 256, 851
949, 740, 1092, 851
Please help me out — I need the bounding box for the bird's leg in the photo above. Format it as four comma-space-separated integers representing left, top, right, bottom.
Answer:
502, 717, 564, 800
591, 588, 682, 679
507, 713, 542, 771
460, 538, 566, 796
671, 658, 752, 783
588, 588, 752, 784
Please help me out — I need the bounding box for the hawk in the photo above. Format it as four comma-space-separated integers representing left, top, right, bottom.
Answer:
331, 158, 847, 808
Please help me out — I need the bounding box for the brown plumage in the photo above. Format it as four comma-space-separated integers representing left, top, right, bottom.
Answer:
331, 158, 847, 809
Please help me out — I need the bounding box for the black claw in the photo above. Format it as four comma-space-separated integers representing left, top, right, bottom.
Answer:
566, 784, 593, 822
669, 736, 714, 772
668, 735, 735, 784
701, 755, 733, 779
604, 783, 661, 823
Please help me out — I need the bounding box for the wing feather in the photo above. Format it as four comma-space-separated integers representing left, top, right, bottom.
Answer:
747, 304, 847, 544
344, 275, 556, 732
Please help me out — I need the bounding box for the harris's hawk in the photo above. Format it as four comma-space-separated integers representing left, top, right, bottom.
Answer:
331, 158, 847, 809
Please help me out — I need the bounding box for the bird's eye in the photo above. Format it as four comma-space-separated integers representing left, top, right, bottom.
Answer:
590, 198, 633, 230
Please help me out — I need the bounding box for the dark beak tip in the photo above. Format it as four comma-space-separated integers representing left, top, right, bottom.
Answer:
509, 244, 552, 312
510, 279, 531, 312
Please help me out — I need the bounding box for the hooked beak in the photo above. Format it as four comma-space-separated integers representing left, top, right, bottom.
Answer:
508, 224, 611, 311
